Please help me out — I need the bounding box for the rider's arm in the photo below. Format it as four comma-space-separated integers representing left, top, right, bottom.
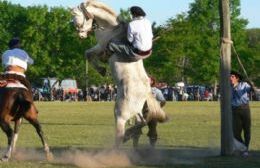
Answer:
127, 24, 134, 43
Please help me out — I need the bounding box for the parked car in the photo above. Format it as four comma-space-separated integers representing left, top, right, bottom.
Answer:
60, 79, 79, 101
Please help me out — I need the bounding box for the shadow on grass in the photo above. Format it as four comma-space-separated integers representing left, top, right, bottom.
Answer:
2, 146, 260, 167
129, 146, 260, 168
22, 122, 111, 126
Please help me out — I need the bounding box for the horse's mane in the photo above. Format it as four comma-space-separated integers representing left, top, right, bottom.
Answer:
86, 0, 117, 18
80, 0, 118, 26
86, 0, 117, 17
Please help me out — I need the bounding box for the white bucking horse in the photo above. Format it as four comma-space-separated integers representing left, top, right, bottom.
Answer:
71, 0, 167, 147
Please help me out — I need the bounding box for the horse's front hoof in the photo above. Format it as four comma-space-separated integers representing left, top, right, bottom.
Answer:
46, 152, 54, 162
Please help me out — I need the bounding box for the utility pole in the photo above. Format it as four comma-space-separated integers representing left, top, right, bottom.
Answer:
219, 0, 233, 155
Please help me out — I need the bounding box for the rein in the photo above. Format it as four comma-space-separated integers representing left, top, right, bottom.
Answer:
80, 3, 94, 20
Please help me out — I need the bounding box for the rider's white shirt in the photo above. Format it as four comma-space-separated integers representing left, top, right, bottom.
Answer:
127, 17, 153, 51
2, 48, 34, 70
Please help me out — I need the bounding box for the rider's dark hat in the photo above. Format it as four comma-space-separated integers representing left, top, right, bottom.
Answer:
130, 6, 146, 17
8, 37, 20, 49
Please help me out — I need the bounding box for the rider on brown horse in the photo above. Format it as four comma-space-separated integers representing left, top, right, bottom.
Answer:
0, 37, 33, 92
0, 38, 52, 161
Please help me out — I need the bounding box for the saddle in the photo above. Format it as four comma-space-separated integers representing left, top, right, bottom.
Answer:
0, 80, 8, 87
0, 79, 27, 89
0, 73, 33, 103
0, 79, 16, 88
0, 73, 31, 90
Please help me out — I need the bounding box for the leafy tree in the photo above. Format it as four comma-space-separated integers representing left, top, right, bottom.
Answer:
146, 0, 251, 87
243, 29, 260, 85
118, 8, 131, 22
0, 0, 258, 89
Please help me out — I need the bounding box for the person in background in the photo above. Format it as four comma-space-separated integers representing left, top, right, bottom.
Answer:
230, 70, 252, 157
148, 76, 166, 146
130, 75, 166, 147
1, 37, 33, 91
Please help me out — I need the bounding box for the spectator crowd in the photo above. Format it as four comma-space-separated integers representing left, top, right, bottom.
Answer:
31, 81, 259, 102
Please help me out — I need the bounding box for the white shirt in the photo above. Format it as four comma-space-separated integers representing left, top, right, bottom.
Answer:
152, 87, 166, 102
2, 48, 34, 70
127, 17, 153, 51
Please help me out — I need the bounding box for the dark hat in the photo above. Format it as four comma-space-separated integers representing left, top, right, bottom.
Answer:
130, 6, 146, 17
8, 37, 20, 49
230, 70, 243, 80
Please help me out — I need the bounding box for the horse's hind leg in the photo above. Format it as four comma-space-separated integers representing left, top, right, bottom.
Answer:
11, 118, 23, 154
2, 119, 23, 161
0, 119, 14, 161
24, 104, 53, 161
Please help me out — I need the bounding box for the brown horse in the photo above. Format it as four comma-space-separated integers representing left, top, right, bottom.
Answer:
0, 78, 52, 162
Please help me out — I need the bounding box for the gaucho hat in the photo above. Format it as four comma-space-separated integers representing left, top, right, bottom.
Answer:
130, 6, 146, 17
8, 37, 20, 49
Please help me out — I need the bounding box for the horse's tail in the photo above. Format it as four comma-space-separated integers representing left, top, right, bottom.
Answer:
13, 89, 33, 117
145, 93, 168, 123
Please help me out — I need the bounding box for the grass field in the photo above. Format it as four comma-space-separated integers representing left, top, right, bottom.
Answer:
0, 101, 259, 168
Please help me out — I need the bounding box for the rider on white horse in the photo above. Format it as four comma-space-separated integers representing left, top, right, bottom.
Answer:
107, 6, 153, 61
71, 1, 167, 147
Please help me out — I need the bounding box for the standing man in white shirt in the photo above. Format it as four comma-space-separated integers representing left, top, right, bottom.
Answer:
107, 6, 153, 61
1, 37, 34, 91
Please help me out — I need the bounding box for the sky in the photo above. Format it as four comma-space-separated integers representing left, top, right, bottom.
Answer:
7, 0, 260, 28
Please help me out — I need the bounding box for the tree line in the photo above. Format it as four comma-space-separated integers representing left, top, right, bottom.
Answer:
0, 0, 259, 89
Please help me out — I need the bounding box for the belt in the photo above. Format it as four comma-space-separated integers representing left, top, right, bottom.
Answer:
134, 49, 152, 56
232, 104, 249, 110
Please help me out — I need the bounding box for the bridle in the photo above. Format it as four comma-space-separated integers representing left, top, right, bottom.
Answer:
80, 3, 94, 20
78, 3, 104, 31
73, 3, 92, 32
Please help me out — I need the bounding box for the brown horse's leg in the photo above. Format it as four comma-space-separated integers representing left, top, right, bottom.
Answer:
24, 104, 53, 161
0, 119, 13, 161
3, 118, 23, 161
11, 118, 22, 154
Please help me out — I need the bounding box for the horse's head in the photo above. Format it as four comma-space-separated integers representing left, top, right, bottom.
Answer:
71, 1, 118, 39
71, 3, 94, 38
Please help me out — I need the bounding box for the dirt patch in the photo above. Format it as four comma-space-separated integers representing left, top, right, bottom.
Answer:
6, 147, 219, 167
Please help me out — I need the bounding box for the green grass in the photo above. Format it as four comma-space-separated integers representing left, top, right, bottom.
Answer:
0, 101, 260, 168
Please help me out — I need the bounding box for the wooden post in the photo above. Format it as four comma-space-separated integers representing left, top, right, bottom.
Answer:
85, 59, 89, 100
219, 0, 233, 155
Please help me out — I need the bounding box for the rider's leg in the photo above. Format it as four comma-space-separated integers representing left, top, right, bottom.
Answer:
107, 41, 136, 59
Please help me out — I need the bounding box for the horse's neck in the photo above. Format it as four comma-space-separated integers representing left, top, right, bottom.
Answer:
95, 22, 127, 49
